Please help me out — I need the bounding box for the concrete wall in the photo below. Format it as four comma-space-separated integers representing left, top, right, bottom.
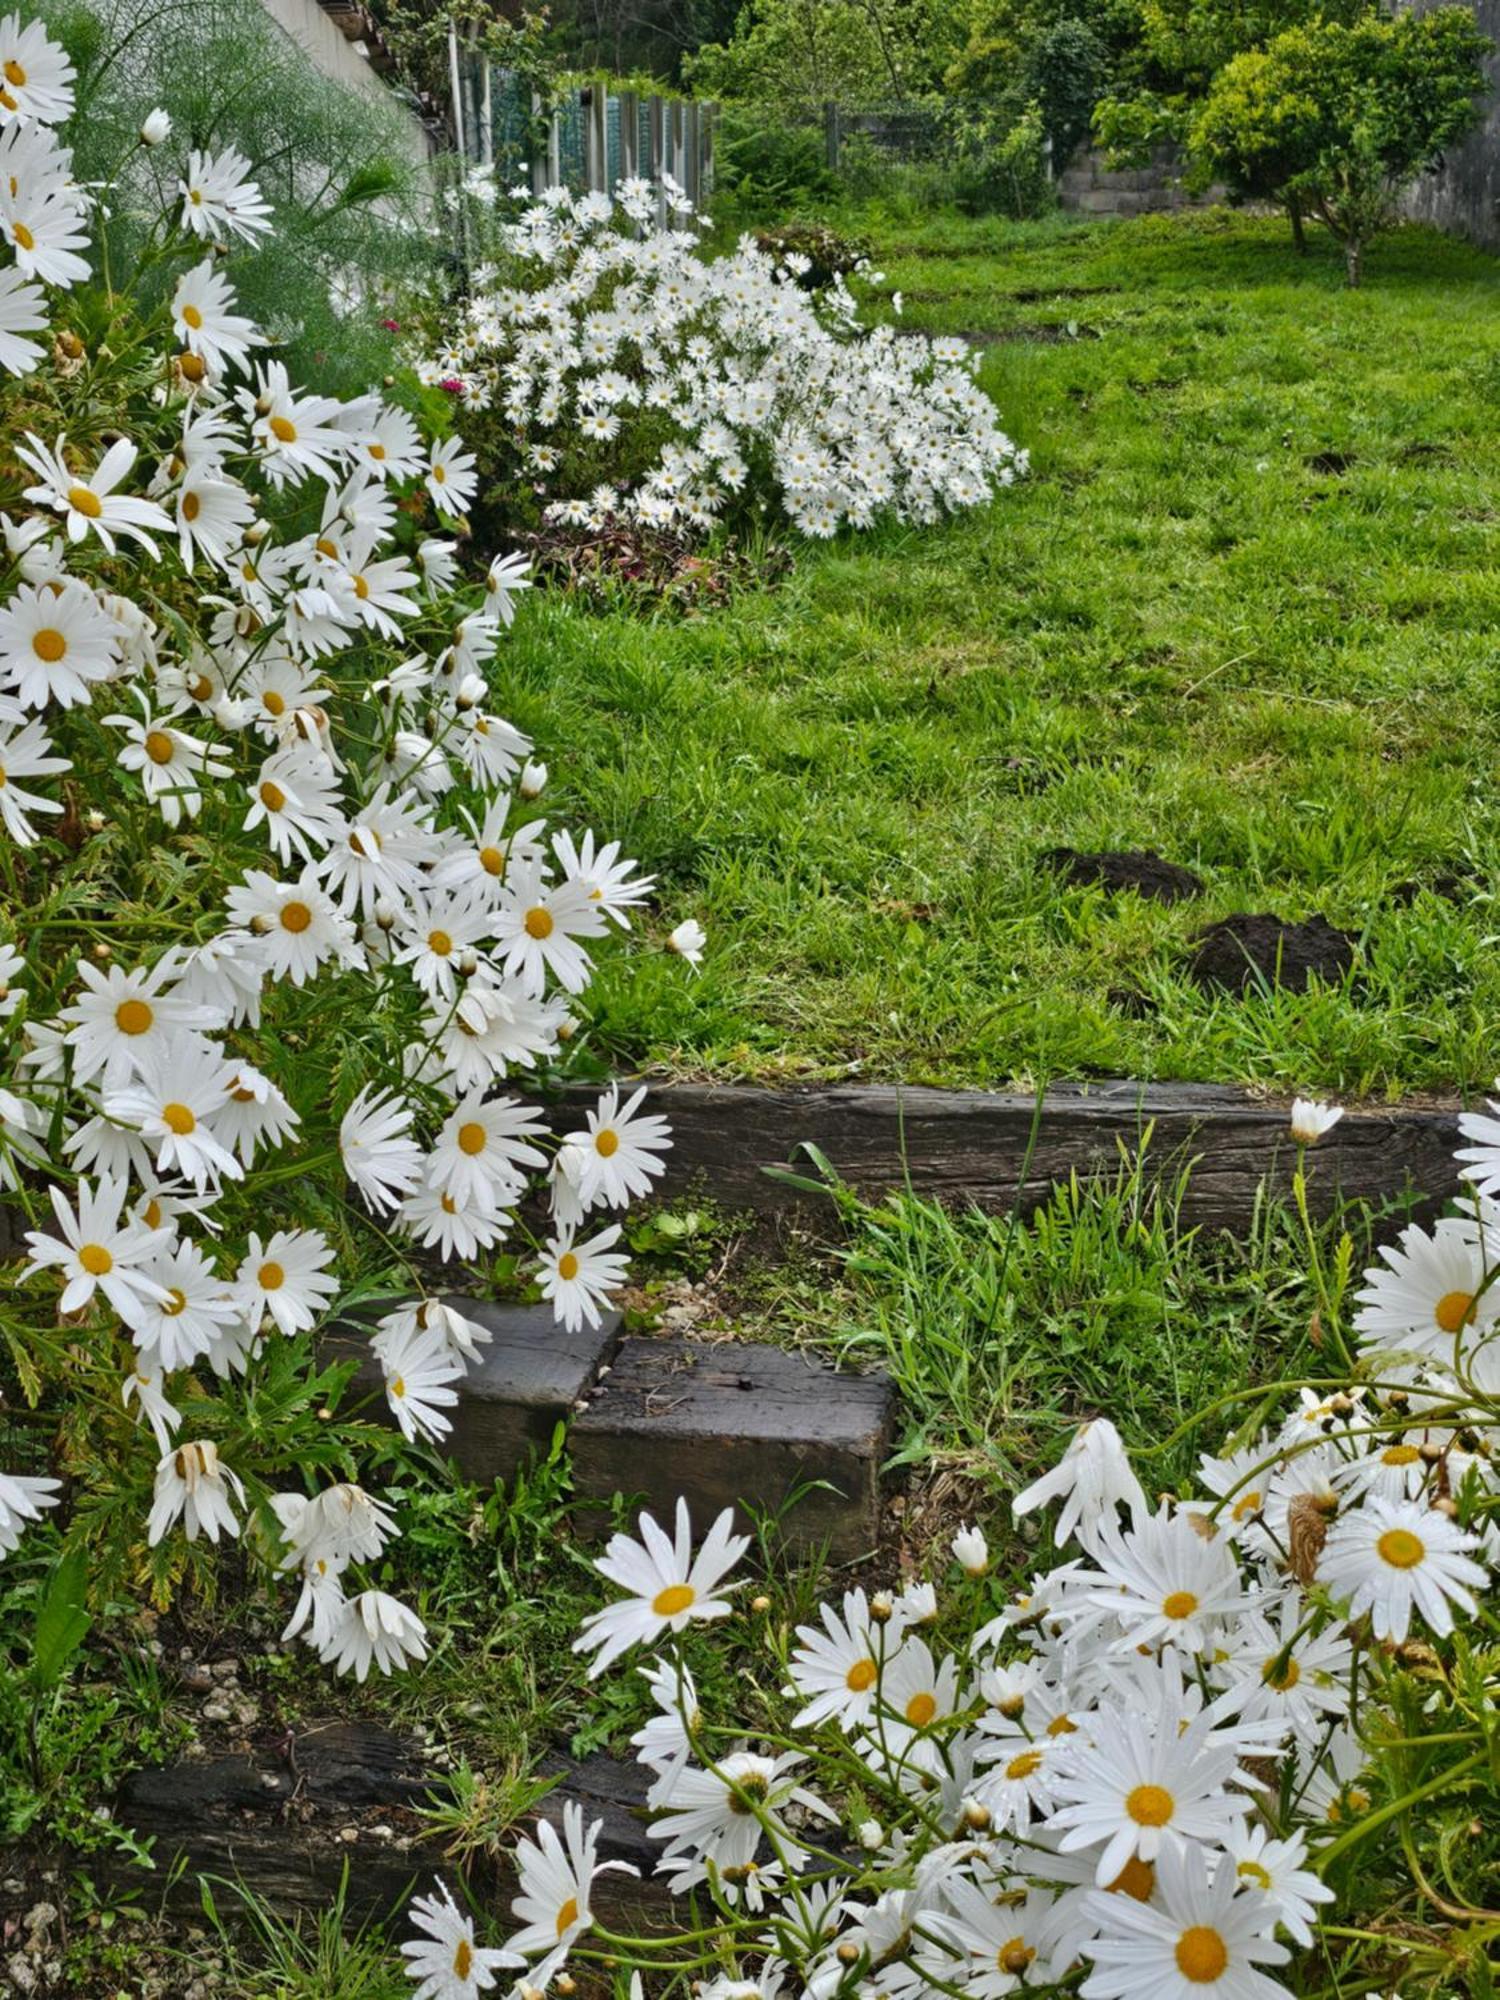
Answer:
1399, 0, 1500, 248
1057, 146, 1223, 219
254, 0, 431, 163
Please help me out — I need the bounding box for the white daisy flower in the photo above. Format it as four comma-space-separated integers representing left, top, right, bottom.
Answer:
1223, 1825, 1334, 1948
537, 1222, 628, 1333
23, 1174, 171, 1329
1065, 1504, 1251, 1653
399, 1179, 510, 1261
505, 1800, 625, 1974
0, 578, 120, 709
175, 468, 255, 573
1289, 1096, 1343, 1144
171, 259, 261, 373
0, 1470, 61, 1558
425, 435, 478, 516
401, 1880, 519, 1998
17, 431, 172, 554
224, 867, 362, 986
131, 1239, 240, 1371
651, 1749, 832, 1877
491, 858, 608, 996
379, 1320, 461, 1446
103, 1040, 244, 1192
0, 14, 76, 126
574, 1499, 750, 1677
1080, 1839, 1289, 1999
630, 1655, 701, 1807
242, 746, 346, 862
178, 145, 272, 243
107, 708, 231, 826
567, 1083, 670, 1212
339, 1086, 424, 1215
784, 1586, 889, 1732
0, 265, 48, 374
1319, 1494, 1485, 1640
122, 1362, 183, 1452
666, 917, 706, 969
1353, 1216, 1499, 1361
426, 1090, 547, 1209
236, 1227, 338, 1336
0, 714, 67, 842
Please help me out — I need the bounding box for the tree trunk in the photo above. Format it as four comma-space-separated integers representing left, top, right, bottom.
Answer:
1344, 235, 1362, 288
1287, 197, 1307, 255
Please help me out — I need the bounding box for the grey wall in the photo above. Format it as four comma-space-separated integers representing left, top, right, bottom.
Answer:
1399, 0, 1500, 248
254, 0, 431, 164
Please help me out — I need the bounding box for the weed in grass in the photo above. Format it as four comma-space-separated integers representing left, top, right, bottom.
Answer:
186, 1873, 409, 1999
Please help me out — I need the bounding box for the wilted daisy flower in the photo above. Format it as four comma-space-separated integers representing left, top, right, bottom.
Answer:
319, 1589, 428, 1680
178, 145, 272, 243
1290, 1096, 1343, 1144
575, 1499, 750, 1677
147, 1440, 244, 1546
339, 1086, 423, 1215
1013, 1415, 1146, 1546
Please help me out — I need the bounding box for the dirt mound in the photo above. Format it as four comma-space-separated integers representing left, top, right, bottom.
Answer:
1188, 913, 1357, 994
1043, 847, 1204, 905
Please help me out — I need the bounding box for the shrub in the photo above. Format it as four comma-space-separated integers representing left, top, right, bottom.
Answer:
951, 98, 1056, 218
420, 179, 1025, 541
0, 24, 694, 1676
750, 219, 875, 289
395, 1103, 1499, 1999
1191, 7, 1492, 282
713, 104, 839, 217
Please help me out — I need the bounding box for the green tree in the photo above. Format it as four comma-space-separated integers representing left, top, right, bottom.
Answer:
686, 0, 956, 112
1191, 7, 1491, 284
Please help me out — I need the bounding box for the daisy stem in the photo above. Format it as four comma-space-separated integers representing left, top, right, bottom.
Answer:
1313, 1748, 1485, 1872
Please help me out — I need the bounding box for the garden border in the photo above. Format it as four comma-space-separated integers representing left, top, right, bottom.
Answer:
577, 1079, 1462, 1233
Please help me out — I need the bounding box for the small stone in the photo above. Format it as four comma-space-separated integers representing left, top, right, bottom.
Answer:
6, 1954, 37, 1994
23, 1903, 56, 1935
201, 1696, 233, 1723
180, 1664, 214, 1693
369, 1822, 394, 1841
339, 1825, 360, 1843
209, 1658, 239, 1681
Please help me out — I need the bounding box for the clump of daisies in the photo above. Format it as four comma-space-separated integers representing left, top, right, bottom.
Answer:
418, 176, 1024, 541
0, 22, 696, 1668
396, 1105, 1497, 1999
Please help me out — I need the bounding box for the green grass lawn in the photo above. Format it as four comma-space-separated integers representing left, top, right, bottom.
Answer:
499, 208, 1500, 1099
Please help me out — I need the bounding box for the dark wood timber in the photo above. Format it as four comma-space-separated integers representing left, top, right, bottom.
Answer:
563, 1080, 1461, 1234
572, 1337, 894, 1561
60, 1726, 667, 1926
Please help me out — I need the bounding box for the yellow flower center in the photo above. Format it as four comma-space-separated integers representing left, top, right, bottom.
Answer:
1237, 1859, 1272, 1891
142, 1198, 163, 1228
68, 485, 103, 518
555, 1896, 578, 1937
1046, 1713, 1077, 1736
181, 490, 201, 522
262, 689, 286, 717
1005, 1750, 1042, 1781
259, 781, 286, 811
452, 1940, 473, 1979
161, 1102, 196, 1135
524, 905, 554, 939
457, 1121, 487, 1156
905, 1691, 937, 1727
188, 673, 214, 702
1125, 1783, 1174, 1827
1261, 1653, 1301, 1692
1231, 1490, 1263, 1521
181, 302, 204, 330
1376, 1527, 1425, 1570
280, 900, 313, 934
369, 442, 386, 460
1434, 1289, 1476, 1334
1162, 1590, 1199, 1621
1108, 1855, 1156, 1901
594, 1128, 619, 1158
845, 1657, 877, 1692
1381, 1444, 1420, 1466
652, 1583, 695, 1617
78, 1241, 114, 1276
116, 998, 153, 1036
428, 929, 453, 956
270, 415, 297, 444
12, 219, 35, 250
352, 575, 370, 600
144, 730, 175, 766
433, 461, 447, 483
31, 626, 66, 663
4, 57, 27, 85
479, 844, 505, 875
998, 1941, 1035, 1977
1175, 1927, 1229, 1983
162, 1287, 188, 1316
557, 1251, 580, 1281
258, 1260, 285, 1290
180, 352, 207, 383
392, 1375, 405, 1398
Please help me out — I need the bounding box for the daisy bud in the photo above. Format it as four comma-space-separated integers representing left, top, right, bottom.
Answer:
85, 810, 106, 831
667, 918, 706, 970
869, 1591, 894, 1622
951, 1523, 988, 1575
857, 1819, 883, 1850
374, 901, 398, 932
93, 941, 111, 958
836, 1944, 862, 1966
519, 759, 547, 798
457, 949, 479, 977
178, 351, 207, 384
140, 107, 171, 145
1432, 1495, 1459, 1518
555, 1980, 576, 1996
556, 1013, 579, 1042
455, 674, 487, 710
751, 1593, 771, 1613
1419, 1440, 1445, 1466
255, 392, 273, 415
997, 1691, 1025, 1719
963, 1799, 992, 1831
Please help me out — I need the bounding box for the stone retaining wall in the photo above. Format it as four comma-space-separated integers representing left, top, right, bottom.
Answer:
1057, 144, 1224, 218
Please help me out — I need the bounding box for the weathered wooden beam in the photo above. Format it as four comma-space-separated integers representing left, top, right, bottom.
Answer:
572, 1338, 893, 1561
561, 1081, 1461, 1236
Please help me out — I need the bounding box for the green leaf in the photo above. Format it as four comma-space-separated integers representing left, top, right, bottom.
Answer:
32, 1547, 92, 1691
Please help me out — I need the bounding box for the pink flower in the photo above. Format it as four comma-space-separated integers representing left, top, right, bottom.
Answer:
380, 317, 401, 333
439, 376, 466, 396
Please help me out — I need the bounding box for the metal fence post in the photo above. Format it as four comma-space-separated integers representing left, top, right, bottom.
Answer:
619, 90, 639, 181
824, 99, 840, 172
585, 85, 609, 192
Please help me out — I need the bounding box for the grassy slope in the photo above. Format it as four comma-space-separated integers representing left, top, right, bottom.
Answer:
499, 209, 1500, 1097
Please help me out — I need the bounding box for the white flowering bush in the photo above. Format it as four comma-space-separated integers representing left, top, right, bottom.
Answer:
418, 177, 1026, 541
0, 19, 696, 1669
398, 1107, 1497, 1999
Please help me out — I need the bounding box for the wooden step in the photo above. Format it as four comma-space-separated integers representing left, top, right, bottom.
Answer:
573, 1337, 893, 1562
572, 1080, 1457, 1235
